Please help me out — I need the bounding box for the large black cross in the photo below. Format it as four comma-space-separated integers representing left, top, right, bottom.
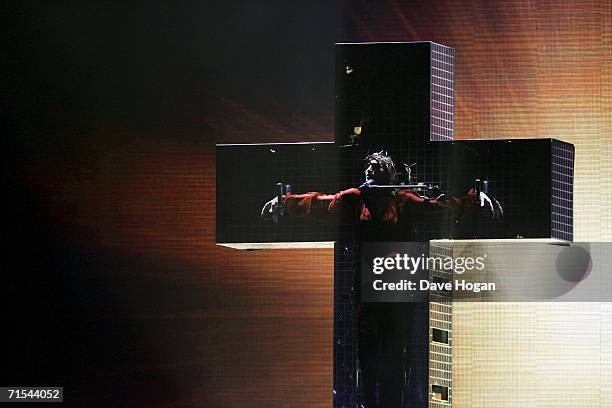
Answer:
216, 42, 574, 407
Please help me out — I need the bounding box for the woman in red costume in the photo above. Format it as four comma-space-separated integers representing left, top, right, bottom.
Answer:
262, 152, 501, 407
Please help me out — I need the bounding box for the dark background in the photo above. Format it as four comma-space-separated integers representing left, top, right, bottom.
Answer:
3, 1, 609, 406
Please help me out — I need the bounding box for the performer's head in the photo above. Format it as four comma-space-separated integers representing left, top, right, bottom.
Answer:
364, 151, 397, 185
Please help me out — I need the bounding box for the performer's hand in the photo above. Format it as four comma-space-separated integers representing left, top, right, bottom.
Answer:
478, 192, 503, 221
260, 196, 280, 220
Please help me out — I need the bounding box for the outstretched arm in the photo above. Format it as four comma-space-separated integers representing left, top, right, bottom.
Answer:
261, 189, 361, 221
399, 189, 502, 221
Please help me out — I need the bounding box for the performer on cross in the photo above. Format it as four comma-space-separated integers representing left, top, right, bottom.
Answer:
261, 150, 502, 407
261, 151, 502, 235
